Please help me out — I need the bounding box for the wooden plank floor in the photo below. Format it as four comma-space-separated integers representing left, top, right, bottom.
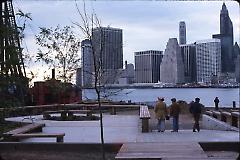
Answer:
115, 142, 209, 160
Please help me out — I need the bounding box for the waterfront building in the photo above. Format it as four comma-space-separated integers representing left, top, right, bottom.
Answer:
81, 39, 93, 87
235, 54, 240, 83
160, 38, 185, 84
180, 44, 196, 82
135, 50, 163, 83
76, 68, 82, 87
212, 3, 234, 73
179, 21, 186, 45
195, 39, 221, 83
114, 61, 134, 84
124, 61, 135, 84
92, 27, 123, 84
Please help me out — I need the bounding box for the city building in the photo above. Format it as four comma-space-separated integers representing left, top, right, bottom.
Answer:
233, 43, 240, 83
81, 39, 93, 87
118, 61, 135, 84
180, 44, 196, 82
92, 27, 123, 83
76, 68, 82, 87
135, 50, 163, 83
195, 39, 221, 83
179, 21, 186, 45
160, 38, 185, 84
212, 3, 234, 73
125, 62, 135, 84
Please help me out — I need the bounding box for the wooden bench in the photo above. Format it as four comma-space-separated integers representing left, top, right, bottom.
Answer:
220, 111, 231, 123
43, 110, 94, 119
12, 133, 65, 142
231, 112, 240, 128
212, 111, 221, 120
67, 110, 93, 117
139, 105, 151, 133
205, 110, 213, 116
3, 123, 45, 137
43, 110, 67, 119
3, 123, 65, 143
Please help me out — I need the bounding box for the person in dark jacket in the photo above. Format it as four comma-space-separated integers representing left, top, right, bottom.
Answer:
189, 98, 204, 132
169, 98, 181, 132
214, 97, 219, 110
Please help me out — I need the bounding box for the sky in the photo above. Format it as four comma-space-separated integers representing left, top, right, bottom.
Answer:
12, 0, 240, 82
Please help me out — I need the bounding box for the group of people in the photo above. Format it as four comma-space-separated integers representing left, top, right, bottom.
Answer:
154, 97, 204, 132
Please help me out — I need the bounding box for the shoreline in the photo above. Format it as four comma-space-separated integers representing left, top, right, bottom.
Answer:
83, 86, 240, 89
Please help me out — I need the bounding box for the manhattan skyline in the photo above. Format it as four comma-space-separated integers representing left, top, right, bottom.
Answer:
13, 0, 240, 82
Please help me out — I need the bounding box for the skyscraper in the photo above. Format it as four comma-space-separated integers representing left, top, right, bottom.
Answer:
135, 50, 163, 83
179, 21, 186, 45
92, 27, 123, 70
81, 39, 93, 87
160, 38, 185, 84
180, 44, 196, 82
92, 27, 123, 84
212, 3, 234, 73
76, 68, 82, 87
195, 39, 221, 83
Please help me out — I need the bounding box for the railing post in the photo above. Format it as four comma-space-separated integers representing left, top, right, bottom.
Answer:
232, 101, 236, 109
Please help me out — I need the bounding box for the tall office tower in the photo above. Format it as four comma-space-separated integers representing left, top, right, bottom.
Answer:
235, 55, 240, 83
233, 42, 240, 60
179, 21, 186, 45
92, 27, 123, 84
233, 43, 240, 82
195, 39, 221, 83
135, 50, 163, 83
212, 3, 234, 73
81, 39, 93, 87
92, 27, 123, 70
160, 38, 185, 84
180, 44, 196, 83
76, 68, 82, 87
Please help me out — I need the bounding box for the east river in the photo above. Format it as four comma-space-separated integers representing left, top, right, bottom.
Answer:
82, 88, 239, 107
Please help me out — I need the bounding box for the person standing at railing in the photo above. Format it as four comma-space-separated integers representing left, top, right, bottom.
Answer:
189, 98, 204, 132
154, 97, 168, 132
169, 98, 181, 132
214, 97, 220, 110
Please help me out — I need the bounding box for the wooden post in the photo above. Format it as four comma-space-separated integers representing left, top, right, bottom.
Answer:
57, 136, 64, 143
61, 111, 67, 120
231, 112, 239, 128
142, 119, 149, 133
43, 113, 50, 119
110, 107, 116, 115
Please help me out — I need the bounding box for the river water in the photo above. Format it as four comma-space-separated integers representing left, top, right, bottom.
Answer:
82, 88, 239, 107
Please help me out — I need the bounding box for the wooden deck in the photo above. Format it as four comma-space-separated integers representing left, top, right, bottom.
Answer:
115, 142, 209, 160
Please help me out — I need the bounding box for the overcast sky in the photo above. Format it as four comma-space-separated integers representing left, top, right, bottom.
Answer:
13, 0, 240, 82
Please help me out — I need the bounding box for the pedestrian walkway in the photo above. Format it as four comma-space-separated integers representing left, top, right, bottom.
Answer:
115, 142, 209, 159
5, 114, 239, 143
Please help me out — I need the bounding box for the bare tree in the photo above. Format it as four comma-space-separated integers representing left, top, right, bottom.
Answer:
73, 1, 106, 159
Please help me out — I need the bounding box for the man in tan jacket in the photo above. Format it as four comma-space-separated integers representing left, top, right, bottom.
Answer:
154, 97, 168, 132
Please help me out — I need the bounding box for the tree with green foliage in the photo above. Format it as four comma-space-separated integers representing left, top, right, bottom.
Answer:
35, 25, 81, 83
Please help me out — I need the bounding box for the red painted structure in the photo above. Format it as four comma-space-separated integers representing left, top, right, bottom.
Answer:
30, 69, 81, 105
31, 79, 81, 105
